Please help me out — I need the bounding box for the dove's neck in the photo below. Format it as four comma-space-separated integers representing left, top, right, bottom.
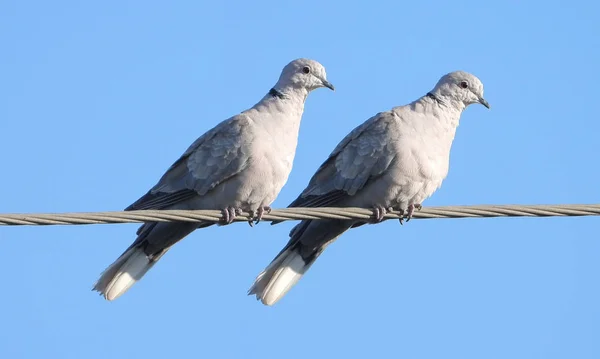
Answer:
253, 85, 307, 121
426, 91, 466, 114
413, 92, 464, 128
402, 92, 463, 151
250, 84, 307, 140
272, 81, 310, 103
247, 85, 307, 172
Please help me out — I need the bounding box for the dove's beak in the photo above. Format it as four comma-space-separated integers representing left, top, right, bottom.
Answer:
321, 79, 335, 91
478, 97, 490, 109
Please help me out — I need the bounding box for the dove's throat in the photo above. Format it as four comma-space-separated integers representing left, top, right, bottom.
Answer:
252, 86, 307, 157
412, 94, 463, 128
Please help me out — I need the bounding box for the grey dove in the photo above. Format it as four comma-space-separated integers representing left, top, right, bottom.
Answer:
249, 71, 490, 306
93, 58, 334, 301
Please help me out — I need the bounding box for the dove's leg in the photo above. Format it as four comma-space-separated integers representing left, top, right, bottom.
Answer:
221, 206, 243, 225
371, 205, 394, 223
248, 206, 272, 227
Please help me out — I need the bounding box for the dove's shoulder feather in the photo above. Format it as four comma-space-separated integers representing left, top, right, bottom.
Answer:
287, 111, 399, 208
126, 114, 254, 211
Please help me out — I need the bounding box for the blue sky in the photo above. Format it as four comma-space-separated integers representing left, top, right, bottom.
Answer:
1, 0, 599, 358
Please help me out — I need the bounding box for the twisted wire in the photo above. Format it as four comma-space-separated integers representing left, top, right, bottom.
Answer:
0, 204, 599, 226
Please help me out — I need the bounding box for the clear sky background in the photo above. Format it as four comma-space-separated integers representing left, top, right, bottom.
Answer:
1, 1, 599, 358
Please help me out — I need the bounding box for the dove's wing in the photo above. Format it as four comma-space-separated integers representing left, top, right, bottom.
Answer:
126, 115, 252, 211
287, 111, 398, 209
250, 112, 402, 304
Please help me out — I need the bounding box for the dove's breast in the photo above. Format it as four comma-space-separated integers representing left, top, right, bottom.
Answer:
218, 110, 302, 211
257, 114, 302, 184
399, 111, 458, 205
352, 111, 458, 210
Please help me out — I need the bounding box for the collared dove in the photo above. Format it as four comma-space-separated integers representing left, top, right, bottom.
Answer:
94, 58, 334, 301
249, 71, 490, 306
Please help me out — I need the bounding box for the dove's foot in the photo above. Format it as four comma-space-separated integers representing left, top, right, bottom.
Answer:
221, 206, 243, 225
371, 205, 394, 223
404, 203, 422, 223
396, 204, 422, 225
248, 206, 272, 227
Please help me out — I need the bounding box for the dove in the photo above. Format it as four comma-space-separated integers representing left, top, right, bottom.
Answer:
249, 71, 490, 306
93, 58, 334, 301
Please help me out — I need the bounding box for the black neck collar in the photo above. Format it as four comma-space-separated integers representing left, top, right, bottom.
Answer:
269, 88, 285, 99
426, 92, 441, 104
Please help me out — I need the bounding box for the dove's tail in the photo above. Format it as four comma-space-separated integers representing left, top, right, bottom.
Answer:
248, 246, 315, 306
248, 219, 351, 306
92, 246, 158, 301
93, 221, 201, 301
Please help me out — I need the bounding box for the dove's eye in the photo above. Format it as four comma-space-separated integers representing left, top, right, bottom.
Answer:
302, 66, 311, 74
459, 81, 469, 89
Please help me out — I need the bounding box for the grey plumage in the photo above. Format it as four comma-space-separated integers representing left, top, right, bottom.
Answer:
249, 71, 490, 306
93, 58, 334, 301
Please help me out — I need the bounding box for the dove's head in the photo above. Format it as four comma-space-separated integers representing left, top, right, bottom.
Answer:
432, 71, 490, 110
275, 58, 334, 93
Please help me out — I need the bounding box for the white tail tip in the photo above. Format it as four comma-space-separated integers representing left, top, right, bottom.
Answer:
94, 248, 152, 301
249, 249, 308, 306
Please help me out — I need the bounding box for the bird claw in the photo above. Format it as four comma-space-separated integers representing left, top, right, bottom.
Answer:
397, 204, 422, 225
221, 206, 243, 225
404, 203, 422, 223
398, 210, 405, 225
248, 206, 272, 227
371, 205, 394, 223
